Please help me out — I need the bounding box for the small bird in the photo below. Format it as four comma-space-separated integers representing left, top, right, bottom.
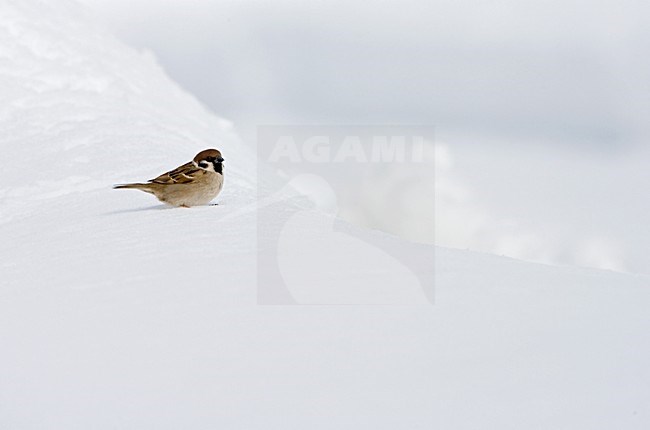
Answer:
114, 149, 224, 207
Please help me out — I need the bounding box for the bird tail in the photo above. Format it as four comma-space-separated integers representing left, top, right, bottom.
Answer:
113, 183, 154, 194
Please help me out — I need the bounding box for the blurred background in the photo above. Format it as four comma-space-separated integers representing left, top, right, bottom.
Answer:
78, 0, 649, 274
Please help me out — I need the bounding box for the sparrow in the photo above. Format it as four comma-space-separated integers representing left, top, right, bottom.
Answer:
114, 149, 224, 207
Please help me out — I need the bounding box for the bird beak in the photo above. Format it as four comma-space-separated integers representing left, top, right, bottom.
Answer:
217, 157, 224, 163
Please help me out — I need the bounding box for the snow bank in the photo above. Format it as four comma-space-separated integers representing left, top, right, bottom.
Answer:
0, 0, 254, 224
0, 1, 649, 429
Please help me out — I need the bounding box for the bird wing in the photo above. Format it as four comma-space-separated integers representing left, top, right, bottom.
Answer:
149, 162, 205, 185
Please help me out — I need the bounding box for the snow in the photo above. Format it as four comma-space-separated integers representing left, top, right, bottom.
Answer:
1, 1, 650, 429
79, 0, 650, 275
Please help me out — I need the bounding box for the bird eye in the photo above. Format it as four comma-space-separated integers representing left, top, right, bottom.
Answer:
199, 162, 209, 168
